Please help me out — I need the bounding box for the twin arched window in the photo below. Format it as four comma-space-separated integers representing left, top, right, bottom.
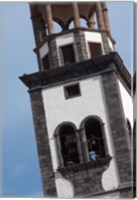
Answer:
59, 125, 79, 166
55, 116, 107, 167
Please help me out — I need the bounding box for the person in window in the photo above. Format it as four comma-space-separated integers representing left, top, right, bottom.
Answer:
89, 150, 97, 160
88, 138, 98, 160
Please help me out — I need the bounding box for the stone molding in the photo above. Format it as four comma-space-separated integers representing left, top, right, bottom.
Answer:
20, 52, 131, 95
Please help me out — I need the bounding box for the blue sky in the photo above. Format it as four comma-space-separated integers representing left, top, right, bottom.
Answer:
1, 2, 133, 197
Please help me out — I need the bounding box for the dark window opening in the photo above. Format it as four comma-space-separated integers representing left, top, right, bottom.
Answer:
59, 125, 80, 166
61, 44, 75, 65
64, 83, 81, 99
89, 42, 102, 58
85, 118, 106, 160
42, 54, 50, 70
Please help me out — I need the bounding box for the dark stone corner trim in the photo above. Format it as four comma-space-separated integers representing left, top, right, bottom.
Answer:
20, 52, 131, 95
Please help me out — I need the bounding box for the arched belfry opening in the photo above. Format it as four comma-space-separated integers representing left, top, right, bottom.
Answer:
55, 123, 80, 167
68, 17, 88, 30
36, 2, 111, 36
84, 117, 106, 160
80, 116, 107, 162
59, 124, 80, 166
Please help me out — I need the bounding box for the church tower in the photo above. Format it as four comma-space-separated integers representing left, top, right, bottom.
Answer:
20, 2, 133, 198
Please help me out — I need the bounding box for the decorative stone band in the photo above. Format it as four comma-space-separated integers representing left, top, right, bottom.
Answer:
57, 155, 111, 174
20, 52, 131, 95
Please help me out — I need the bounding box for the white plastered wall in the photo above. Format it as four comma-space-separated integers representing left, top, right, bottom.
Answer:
118, 79, 133, 127
84, 31, 104, 58
56, 32, 74, 47
39, 33, 74, 61
42, 76, 119, 196
84, 31, 114, 59
39, 42, 49, 59
108, 37, 114, 51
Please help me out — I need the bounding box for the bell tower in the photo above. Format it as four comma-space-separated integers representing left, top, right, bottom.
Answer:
20, 2, 133, 198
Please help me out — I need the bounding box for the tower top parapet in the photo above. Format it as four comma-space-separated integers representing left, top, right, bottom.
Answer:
30, 2, 114, 42
29, 2, 115, 71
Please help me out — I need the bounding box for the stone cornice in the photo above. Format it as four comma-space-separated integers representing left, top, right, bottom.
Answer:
19, 52, 131, 95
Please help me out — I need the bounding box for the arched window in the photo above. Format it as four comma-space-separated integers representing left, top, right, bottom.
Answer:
57, 124, 80, 167
45, 20, 63, 35
68, 20, 74, 29
80, 18, 88, 28
53, 21, 62, 33
68, 17, 88, 29
84, 117, 106, 160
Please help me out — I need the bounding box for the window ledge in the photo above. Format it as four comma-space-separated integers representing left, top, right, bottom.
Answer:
57, 155, 111, 174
